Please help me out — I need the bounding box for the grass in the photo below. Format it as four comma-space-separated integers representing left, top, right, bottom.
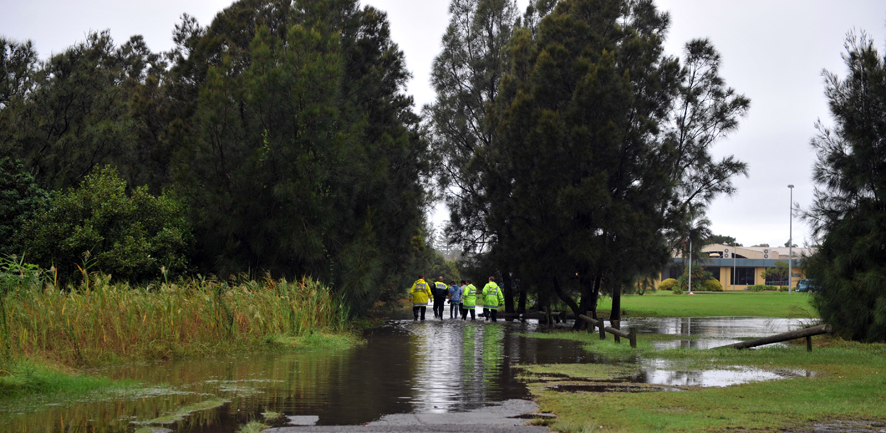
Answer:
0, 273, 360, 400
596, 291, 818, 318
237, 420, 271, 433
0, 358, 137, 400
519, 332, 886, 432
0, 274, 352, 369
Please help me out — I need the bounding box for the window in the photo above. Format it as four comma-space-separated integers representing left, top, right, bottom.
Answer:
662, 265, 681, 280
732, 267, 755, 285
705, 267, 720, 281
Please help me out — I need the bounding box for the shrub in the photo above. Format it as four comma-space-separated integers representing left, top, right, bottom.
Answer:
672, 287, 684, 295
658, 278, 678, 291
19, 166, 192, 283
704, 279, 723, 291
747, 284, 772, 292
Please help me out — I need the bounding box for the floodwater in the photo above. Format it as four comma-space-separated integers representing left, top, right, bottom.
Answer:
0, 316, 815, 432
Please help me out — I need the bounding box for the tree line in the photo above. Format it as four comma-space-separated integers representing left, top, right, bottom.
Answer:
2, 0, 882, 340
0, 0, 435, 315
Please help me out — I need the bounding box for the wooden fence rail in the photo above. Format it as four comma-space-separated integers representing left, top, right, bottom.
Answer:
578, 315, 637, 348
712, 324, 832, 351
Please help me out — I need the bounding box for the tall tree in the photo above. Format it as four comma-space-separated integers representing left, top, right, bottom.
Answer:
177, 0, 429, 314
426, 0, 520, 312
453, 0, 750, 328
804, 32, 886, 342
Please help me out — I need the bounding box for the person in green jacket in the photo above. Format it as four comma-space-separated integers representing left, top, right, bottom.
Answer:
461, 279, 478, 321
482, 276, 505, 322
410, 274, 430, 321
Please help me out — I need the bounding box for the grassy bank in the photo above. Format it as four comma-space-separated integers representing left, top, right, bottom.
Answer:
0, 274, 358, 398
520, 332, 886, 432
596, 291, 818, 318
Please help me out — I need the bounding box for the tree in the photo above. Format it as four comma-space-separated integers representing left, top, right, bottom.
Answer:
426, 0, 520, 313
761, 260, 789, 284
783, 240, 798, 248
0, 157, 47, 256
804, 31, 886, 342
175, 0, 429, 315
707, 234, 741, 246
468, 0, 748, 329
752, 243, 770, 247
19, 166, 192, 283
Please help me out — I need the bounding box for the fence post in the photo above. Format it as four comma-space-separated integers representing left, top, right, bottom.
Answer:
806, 335, 812, 352
611, 320, 620, 344
599, 320, 605, 340
629, 327, 637, 348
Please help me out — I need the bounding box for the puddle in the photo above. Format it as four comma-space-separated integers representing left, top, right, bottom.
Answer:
549, 384, 676, 393
0, 315, 819, 432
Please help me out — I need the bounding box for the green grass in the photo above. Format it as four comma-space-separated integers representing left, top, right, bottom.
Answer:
596, 291, 818, 318
0, 275, 353, 368
520, 333, 886, 432
141, 397, 228, 424
0, 358, 137, 400
237, 420, 271, 433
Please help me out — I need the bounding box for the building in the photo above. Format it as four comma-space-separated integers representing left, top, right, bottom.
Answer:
660, 244, 816, 290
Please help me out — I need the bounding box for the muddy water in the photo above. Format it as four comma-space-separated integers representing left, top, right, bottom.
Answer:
0, 319, 591, 432
0, 316, 813, 432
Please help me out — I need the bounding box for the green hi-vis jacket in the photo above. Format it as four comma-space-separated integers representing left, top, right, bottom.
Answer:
461, 284, 478, 309
410, 279, 430, 307
482, 282, 505, 310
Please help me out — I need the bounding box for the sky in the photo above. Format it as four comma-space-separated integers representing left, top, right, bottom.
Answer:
2, 0, 885, 248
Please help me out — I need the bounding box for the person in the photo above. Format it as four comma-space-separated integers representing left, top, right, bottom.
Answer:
482, 276, 505, 322
448, 280, 462, 319
461, 279, 478, 320
410, 274, 430, 321
433, 276, 448, 319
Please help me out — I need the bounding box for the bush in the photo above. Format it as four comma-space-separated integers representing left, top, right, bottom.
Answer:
704, 279, 723, 291
19, 166, 192, 283
658, 278, 678, 291
672, 287, 683, 295
747, 284, 772, 292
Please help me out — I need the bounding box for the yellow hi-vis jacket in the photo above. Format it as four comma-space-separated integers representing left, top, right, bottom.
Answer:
434, 281, 448, 298
462, 284, 478, 309
410, 279, 430, 307
482, 282, 505, 310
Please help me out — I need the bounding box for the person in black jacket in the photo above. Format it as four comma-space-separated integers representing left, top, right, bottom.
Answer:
433, 276, 448, 320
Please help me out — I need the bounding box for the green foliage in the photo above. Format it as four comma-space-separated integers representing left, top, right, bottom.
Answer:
703, 279, 723, 292
0, 157, 47, 256
761, 260, 789, 284
19, 166, 192, 283
805, 32, 886, 342
747, 284, 773, 292
676, 265, 713, 291
657, 278, 678, 291
176, 0, 428, 316
706, 234, 741, 246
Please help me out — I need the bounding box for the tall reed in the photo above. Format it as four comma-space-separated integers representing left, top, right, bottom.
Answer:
1, 274, 350, 367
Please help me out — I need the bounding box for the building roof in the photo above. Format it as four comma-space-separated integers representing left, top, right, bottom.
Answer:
697, 243, 817, 260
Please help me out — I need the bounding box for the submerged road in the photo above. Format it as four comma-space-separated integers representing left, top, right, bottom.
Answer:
266, 399, 550, 432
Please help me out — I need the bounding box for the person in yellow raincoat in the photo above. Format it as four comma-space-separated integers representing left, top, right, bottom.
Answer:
461, 279, 478, 321
482, 276, 505, 322
410, 274, 430, 321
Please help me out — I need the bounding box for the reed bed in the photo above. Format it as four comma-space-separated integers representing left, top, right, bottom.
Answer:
0, 274, 351, 367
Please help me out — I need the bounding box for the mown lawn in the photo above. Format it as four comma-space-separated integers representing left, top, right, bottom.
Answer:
519, 334, 886, 432
596, 291, 818, 318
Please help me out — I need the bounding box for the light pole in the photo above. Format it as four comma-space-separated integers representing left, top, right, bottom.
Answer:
788, 185, 794, 293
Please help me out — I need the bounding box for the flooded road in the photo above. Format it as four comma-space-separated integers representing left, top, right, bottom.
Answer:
0, 316, 814, 432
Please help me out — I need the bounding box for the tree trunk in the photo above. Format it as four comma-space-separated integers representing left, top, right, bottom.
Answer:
502, 271, 515, 317
552, 276, 582, 330
517, 279, 526, 317
611, 284, 622, 322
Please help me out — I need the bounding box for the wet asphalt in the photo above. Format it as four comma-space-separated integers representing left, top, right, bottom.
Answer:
264, 399, 551, 432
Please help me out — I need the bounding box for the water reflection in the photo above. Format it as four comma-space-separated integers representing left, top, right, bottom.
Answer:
0, 317, 816, 432
625, 317, 818, 349
0, 319, 591, 433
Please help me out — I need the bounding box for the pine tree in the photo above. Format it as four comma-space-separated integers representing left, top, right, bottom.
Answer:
805, 32, 886, 342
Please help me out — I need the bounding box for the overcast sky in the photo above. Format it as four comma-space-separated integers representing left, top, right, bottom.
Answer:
3, 0, 885, 248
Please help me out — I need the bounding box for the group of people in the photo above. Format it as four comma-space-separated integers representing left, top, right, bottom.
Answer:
409, 275, 505, 322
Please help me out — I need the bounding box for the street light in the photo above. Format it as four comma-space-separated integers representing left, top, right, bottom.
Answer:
788, 185, 794, 293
